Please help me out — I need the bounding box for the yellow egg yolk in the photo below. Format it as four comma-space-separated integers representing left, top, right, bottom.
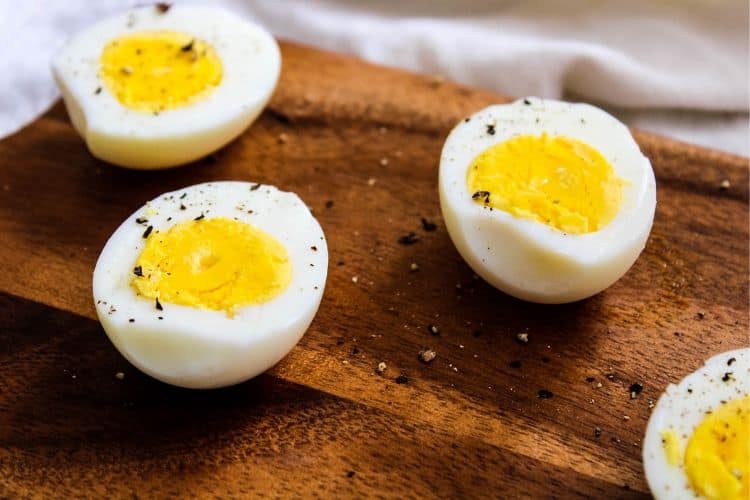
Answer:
132, 217, 291, 315
662, 430, 683, 466
683, 396, 749, 500
100, 31, 222, 113
466, 133, 623, 234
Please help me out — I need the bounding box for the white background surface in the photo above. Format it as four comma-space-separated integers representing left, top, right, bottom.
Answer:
1, 0, 748, 156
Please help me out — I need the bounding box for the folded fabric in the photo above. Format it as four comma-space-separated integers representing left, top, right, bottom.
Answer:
1, 0, 747, 155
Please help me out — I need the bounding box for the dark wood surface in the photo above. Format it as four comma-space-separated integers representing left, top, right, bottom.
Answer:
0, 41, 747, 499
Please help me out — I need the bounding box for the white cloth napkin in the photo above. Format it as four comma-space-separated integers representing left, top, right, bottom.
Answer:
1, 0, 747, 155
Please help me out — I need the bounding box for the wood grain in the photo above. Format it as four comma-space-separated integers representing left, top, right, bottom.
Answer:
0, 41, 747, 499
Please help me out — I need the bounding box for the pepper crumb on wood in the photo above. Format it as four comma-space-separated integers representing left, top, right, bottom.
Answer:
398, 232, 420, 245
629, 382, 643, 399
538, 389, 553, 399
420, 217, 437, 232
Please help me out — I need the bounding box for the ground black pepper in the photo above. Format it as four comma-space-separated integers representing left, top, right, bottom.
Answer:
629, 383, 643, 398
538, 389, 553, 399
420, 218, 437, 232
398, 232, 420, 245
472, 190, 491, 203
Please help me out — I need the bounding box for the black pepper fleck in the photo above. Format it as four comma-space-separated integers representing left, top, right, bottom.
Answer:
727, 357, 736, 366
398, 232, 420, 245
486, 124, 496, 135
135, 217, 148, 224
346, 471, 355, 478
395, 374, 409, 384
421, 217, 437, 232
250, 183, 262, 191
94, 87, 102, 95
128, 318, 135, 323
472, 190, 491, 203
325, 200, 334, 209
629, 383, 643, 398
586, 376, 595, 383
180, 39, 195, 52
142, 225, 153, 238
538, 389, 553, 399
133, 266, 143, 277
722, 372, 733, 382
155, 298, 163, 311
194, 213, 205, 221
310, 246, 318, 251
523, 98, 531, 105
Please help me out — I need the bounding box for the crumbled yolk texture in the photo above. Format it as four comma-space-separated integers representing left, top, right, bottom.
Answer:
100, 31, 222, 113
132, 217, 291, 315
683, 396, 749, 500
466, 134, 623, 234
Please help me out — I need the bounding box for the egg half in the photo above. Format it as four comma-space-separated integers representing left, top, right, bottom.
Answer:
93, 182, 327, 388
643, 348, 748, 500
439, 98, 656, 303
52, 4, 280, 169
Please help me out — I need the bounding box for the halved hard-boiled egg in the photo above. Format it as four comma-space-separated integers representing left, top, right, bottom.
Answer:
53, 4, 280, 169
93, 182, 327, 388
439, 98, 656, 303
643, 348, 748, 500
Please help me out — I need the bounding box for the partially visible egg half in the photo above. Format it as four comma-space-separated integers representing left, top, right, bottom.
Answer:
439, 98, 656, 303
52, 4, 280, 169
643, 348, 749, 500
93, 182, 327, 388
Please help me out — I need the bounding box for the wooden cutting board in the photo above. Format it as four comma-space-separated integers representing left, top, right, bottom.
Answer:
0, 41, 747, 499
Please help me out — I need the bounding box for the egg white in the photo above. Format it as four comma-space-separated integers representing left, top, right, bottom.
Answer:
439, 98, 656, 303
643, 348, 749, 500
92, 182, 328, 389
52, 5, 281, 169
